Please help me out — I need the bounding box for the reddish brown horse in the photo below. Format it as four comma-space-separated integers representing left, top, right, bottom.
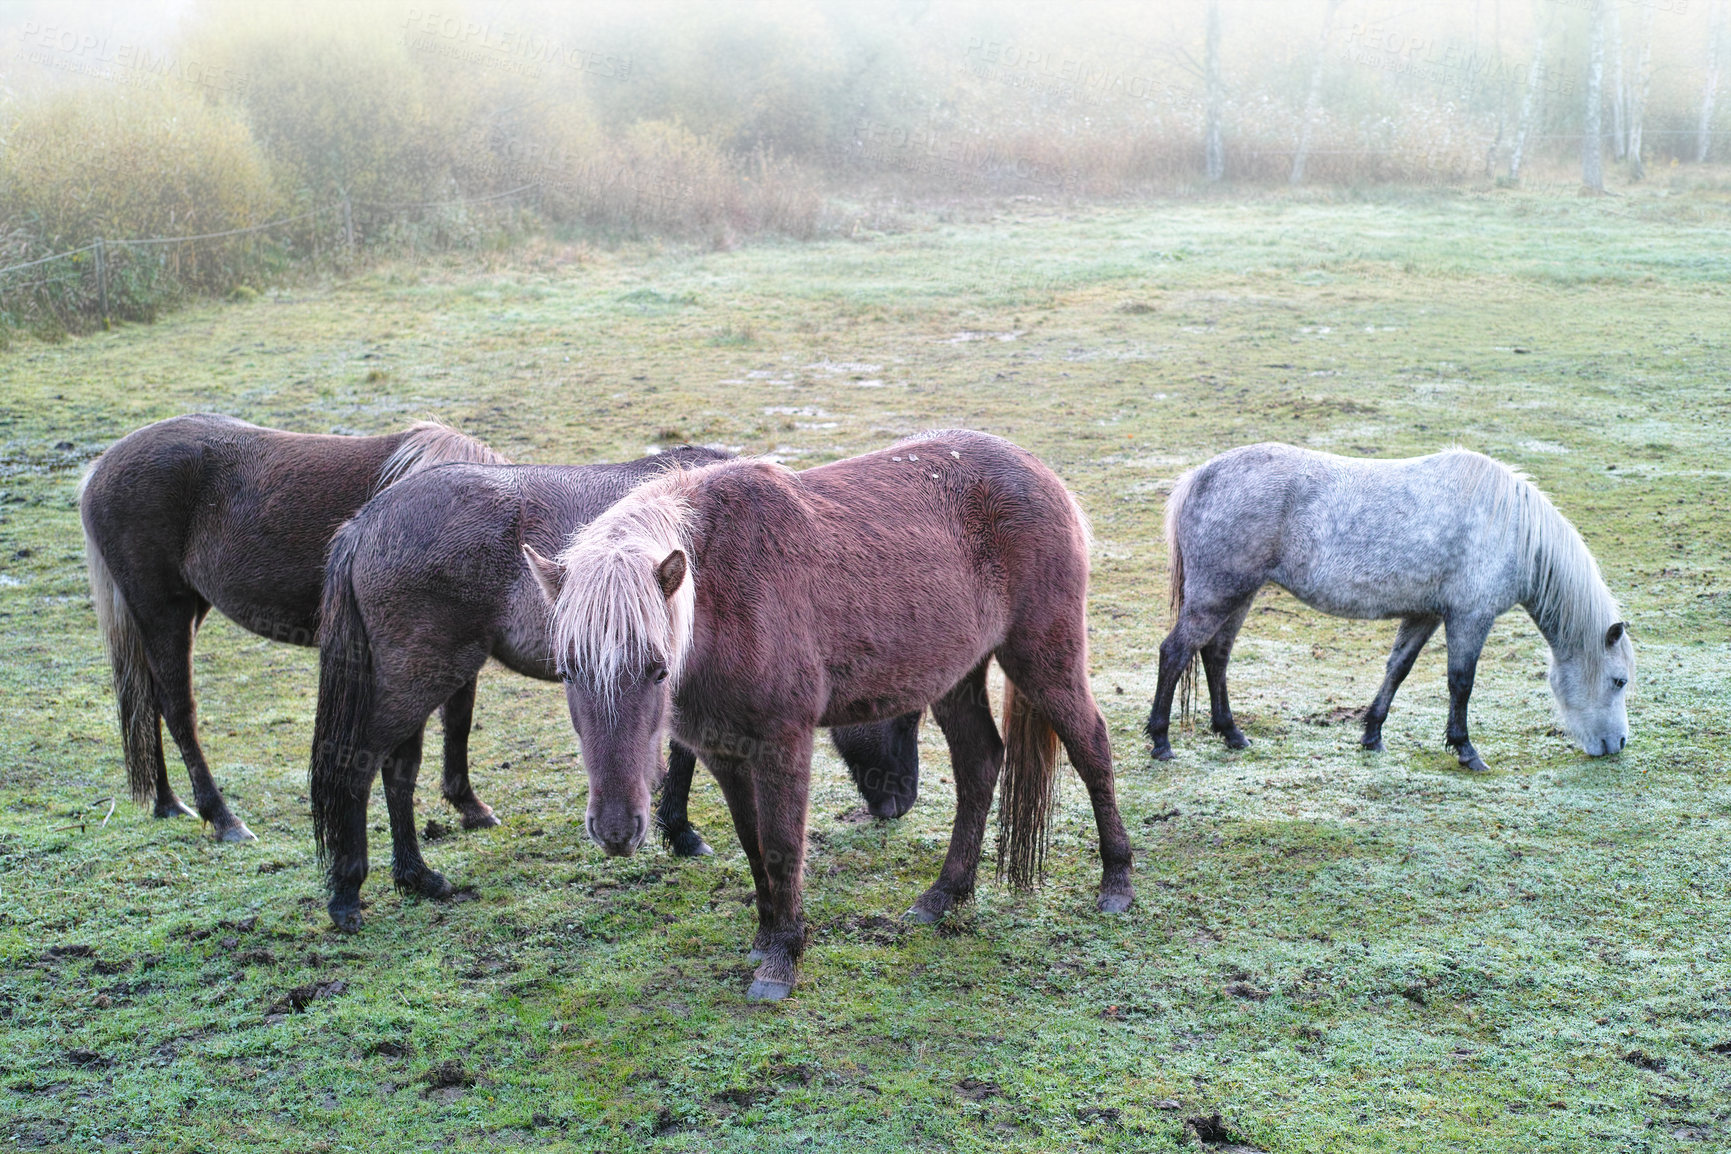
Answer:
310, 450, 924, 930
79, 414, 507, 840
525, 430, 1134, 1001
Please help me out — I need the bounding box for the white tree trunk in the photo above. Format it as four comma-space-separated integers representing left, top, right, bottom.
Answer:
1290, 0, 1344, 186
1609, 1, 1626, 159
1510, 11, 1549, 183
1205, 0, 1224, 182
1699, 0, 1725, 163
1630, 3, 1655, 179
1584, 0, 1606, 192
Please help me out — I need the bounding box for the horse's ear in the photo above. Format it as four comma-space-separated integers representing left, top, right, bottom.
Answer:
655, 550, 687, 600
1605, 621, 1627, 647
523, 544, 565, 603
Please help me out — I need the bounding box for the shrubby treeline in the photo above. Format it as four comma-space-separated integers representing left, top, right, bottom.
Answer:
1, 0, 1725, 333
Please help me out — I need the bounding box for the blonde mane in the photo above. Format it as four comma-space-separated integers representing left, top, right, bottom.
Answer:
548, 469, 700, 706
1455, 450, 1631, 681
374, 420, 509, 492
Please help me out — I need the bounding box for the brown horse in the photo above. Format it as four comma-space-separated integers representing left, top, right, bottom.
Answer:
309, 452, 923, 930
524, 430, 1134, 1001
78, 414, 508, 840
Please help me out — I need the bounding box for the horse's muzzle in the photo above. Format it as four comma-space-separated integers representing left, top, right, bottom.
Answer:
588, 812, 647, 857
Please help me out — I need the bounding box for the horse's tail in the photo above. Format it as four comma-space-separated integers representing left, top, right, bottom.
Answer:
1166, 468, 1198, 727
373, 420, 509, 493
309, 524, 373, 866
79, 466, 162, 805
996, 677, 1062, 891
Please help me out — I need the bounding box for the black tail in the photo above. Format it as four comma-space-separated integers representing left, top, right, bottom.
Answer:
309, 526, 374, 868
80, 469, 164, 805
1167, 471, 1197, 732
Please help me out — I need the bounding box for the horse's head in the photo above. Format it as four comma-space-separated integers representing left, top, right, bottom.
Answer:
525, 541, 691, 856
1549, 621, 1634, 757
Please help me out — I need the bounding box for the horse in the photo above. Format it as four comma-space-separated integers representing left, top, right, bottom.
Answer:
78, 413, 508, 841
309, 451, 923, 930
522, 430, 1134, 1002
1144, 444, 1634, 772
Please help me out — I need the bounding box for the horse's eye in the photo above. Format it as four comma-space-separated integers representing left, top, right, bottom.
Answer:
1612, 677, 1627, 690
650, 664, 669, 684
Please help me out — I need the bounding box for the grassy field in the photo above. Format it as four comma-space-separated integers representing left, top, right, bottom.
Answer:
2, 190, 1730, 1153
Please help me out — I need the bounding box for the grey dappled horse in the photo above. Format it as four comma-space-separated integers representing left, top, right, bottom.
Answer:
1145, 444, 1633, 772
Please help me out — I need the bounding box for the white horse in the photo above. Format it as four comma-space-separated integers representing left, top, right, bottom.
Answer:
1145, 444, 1633, 771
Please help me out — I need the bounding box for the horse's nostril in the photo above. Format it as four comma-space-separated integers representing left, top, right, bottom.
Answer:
1619, 735, 1626, 751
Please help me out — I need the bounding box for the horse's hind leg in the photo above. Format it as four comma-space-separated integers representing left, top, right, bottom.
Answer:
137, 594, 253, 841
382, 724, 453, 900
1146, 583, 1260, 760
908, 664, 1002, 924
437, 676, 499, 830
1200, 597, 1255, 750
1361, 615, 1440, 751
1443, 613, 1496, 773
999, 646, 1134, 913
655, 741, 714, 857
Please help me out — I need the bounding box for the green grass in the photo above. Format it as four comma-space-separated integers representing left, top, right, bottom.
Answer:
2, 189, 1729, 1153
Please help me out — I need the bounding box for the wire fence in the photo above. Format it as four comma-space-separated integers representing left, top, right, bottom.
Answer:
0, 183, 546, 329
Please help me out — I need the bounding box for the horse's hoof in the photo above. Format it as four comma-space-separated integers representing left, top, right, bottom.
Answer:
1152, 746, 1174, 762
1222, 732, 1250, 751
459, 807, 501, 831
746, 978, 792, 1002
1361, 737, 1385, 752
154, 797, 198, 820
904, 893, 950, 925
1462, 756, 1491, 773
398, 869, 453, 900
329, 904, 363, 933
1096, 891, 1134, 914
671, 829, 714, 858
214, 821, 257, 843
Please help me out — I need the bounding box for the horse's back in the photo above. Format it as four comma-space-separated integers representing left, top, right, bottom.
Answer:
1175, 444, 1519, 619
83, 415, 404, 637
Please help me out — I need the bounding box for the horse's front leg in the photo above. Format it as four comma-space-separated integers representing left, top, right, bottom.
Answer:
1361, 615, 1440, 751
740, 730, 814, 1002
655, 741, 714, 857
1443, 614, 1496, 772
438, 676, 499, 830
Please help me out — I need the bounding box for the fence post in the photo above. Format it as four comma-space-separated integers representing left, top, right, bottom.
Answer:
94, 238, 109, 327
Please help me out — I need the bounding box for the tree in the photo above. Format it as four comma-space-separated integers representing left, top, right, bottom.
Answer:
1699, 0, 1726, 163
1290, 0, 1345, 186
1205, 0, 1224, 183
1509, 4, 1552, 183
1609, 1, 1626, 160
1629, 2, 1655, 179
1583, 0, 1606, 193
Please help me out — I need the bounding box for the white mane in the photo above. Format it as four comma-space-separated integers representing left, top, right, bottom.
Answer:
374, 420, 508, 492
1458, 451, 1631, 680
548, 470, 698, 707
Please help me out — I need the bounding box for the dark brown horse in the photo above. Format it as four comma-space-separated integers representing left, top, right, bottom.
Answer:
523, 430, 1134, 1001
309, 452, 922, 929
79, 414, 510, 840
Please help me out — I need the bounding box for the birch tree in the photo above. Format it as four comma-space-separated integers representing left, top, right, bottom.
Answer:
1629, 2, 1655, 179
1290, 0, 1345, 186
1205, 0, 1224, 183
1699, 0, 1726, 163
1584, 0, 1606, 192
1509, 4, 1551, 183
